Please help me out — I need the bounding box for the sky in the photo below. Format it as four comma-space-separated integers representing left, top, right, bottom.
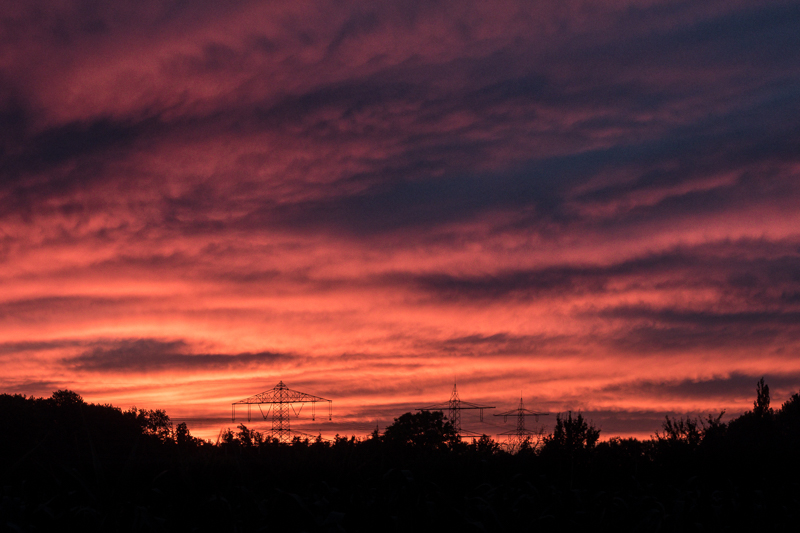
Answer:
2, 0, 800, 442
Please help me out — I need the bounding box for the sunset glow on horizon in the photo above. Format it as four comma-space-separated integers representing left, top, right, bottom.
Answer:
2, 0, 800, 442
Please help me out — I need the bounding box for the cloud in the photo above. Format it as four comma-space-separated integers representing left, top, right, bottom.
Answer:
401, 242, 800, 304
0, 380, 64, 398
603, 307, 800, 327
2, 0, 800, 438
598, 372, 800, 404
65, 339, 293, 373
0, 339, 88, 356
433, 333, 567, 356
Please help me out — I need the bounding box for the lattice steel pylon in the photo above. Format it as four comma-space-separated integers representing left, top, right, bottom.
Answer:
231, 381, 332, 443
416, 382, 495, 437
494, 396, 549, 452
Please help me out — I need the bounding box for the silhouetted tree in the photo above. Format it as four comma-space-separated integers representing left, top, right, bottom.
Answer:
175, 422, 198, 449
236, 423, 264, 447
779, 392, 800, 419
595, 436, 649, 479
777, 391, 800, 436
726, 378, 778, 470
469, 434, 501, 455
701, 411, 726, 437
541, 411, 600, 488
655, 415, 703, 447
129, 407, 174, 442
219, 427, 237, 448
50, 389, 85, 407
309, 433, 329, 451
543, 411, 600, 452
754, 376, 772, 417
773, 391, 800, 463
382, 410, 459, 451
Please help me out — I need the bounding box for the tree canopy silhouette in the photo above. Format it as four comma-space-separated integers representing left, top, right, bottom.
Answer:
382, 410, 459, 451
543, 410, 600, 453
754, 376, 772, 417
4, 380, 800, 531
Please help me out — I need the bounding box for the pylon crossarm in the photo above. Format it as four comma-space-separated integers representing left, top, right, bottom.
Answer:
458, 401, 496, 409
233, 392, 330, 404
416, 403, 494, 411
519, 409, 549, 416
497, 429, 537, 436
494, 410, 548, 417
415, 404, 450, 411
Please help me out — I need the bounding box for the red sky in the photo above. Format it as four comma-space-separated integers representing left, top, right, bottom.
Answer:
2, 0, 800, 441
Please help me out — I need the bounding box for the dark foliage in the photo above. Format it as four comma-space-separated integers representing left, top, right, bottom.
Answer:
381, 410, 459, 452
3, 379, 800, 531
540, 410, 601, 488
543, 410, 600, 452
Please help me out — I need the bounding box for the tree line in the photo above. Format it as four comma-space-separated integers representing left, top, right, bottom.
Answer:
2, 378, 800, 531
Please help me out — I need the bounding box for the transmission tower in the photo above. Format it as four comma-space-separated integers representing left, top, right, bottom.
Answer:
231, 381, 332, 443
494, 396, 548, 452
416, 382, 495, 437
